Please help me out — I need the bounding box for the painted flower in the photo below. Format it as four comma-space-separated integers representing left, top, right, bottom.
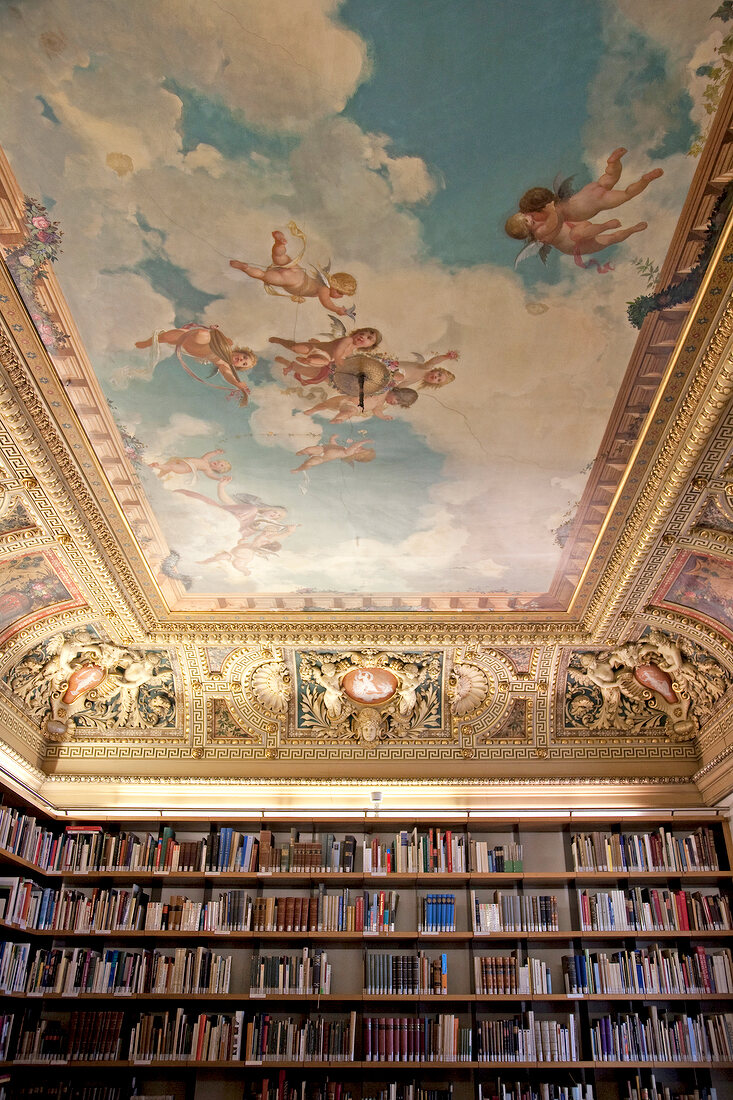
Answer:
31, 216, 50, 229
18, 255, 35, 268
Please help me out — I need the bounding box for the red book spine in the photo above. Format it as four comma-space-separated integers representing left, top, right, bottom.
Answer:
695, 944, 713, 992
384, 1017, 394, 1061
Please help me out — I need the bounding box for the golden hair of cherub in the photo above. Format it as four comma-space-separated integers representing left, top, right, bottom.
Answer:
328, 272, 357, 296
422, 368, 455, 389
232, 345, 258, 365
505, 213, 530, 240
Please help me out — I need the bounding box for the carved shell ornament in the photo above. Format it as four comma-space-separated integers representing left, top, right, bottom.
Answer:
450, 663, 489, 716
251, 661, 290, 714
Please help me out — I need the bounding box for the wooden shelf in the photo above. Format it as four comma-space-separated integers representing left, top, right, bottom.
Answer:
0, 806, 730, 1090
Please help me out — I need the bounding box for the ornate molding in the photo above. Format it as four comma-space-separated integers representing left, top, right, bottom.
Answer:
583, 284, 733, 638
0, 317, 154, 636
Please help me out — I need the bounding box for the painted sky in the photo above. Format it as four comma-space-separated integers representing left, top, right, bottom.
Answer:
0, 0, 725, 602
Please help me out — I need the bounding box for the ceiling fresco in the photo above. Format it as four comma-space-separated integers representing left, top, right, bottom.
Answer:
0, 0, 730, 615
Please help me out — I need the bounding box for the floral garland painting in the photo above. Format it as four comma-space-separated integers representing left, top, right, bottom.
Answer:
3, 197, 69, 354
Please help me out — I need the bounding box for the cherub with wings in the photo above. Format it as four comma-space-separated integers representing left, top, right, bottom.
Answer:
506, 147, 663, 270
292, 434, 376, 473
392, 349, 459, 389
135, 324, 256, 406
230, 222, 357, 317
270, 317, 382, 386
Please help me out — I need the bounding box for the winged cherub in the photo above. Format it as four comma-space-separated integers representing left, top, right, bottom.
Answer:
271, 317, 382, 386
506, 147, 663, 270
230, 223, 356, 317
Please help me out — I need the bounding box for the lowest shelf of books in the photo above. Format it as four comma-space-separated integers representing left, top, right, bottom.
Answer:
0, 799, 729, 1100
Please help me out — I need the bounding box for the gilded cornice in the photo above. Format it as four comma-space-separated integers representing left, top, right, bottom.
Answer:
581, 274, 733, 641
0, 312, 153, 638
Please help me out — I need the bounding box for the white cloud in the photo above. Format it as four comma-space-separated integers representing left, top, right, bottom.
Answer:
75, 273, 175, 368
145, 413, 223, 461
248, 383, 323, 453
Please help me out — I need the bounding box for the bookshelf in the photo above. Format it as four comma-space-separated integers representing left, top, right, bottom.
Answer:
0, 799, 729, 1100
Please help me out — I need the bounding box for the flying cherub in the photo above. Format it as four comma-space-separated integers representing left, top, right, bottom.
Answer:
304, 388, 418, 423
135, 324, 256, 406
149, 449, 231, 483
506, 147, 664, 269
230, 222, 357, 317
392, 350, 459, 389
292, 434, 376, 473
199, 525, 295, 578
271, 320, 382, 386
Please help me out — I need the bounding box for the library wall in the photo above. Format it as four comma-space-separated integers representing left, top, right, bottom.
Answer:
0, 794, 729, 1100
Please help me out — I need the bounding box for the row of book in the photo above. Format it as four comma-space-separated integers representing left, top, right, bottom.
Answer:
472, 893, 559, 933
417, 895, 455, 933
4, 881, 730, 940
476, 1013, 577, 1063
252, 890, 399, 934
361, 1089, 453, 1100
246, 1082, 458, 1100
11, 1011, 124, 1062
0, 1087, 160, 1100
0, 942, 232, 996
248, 1081, 354, 1100
363, 831, 467, 875
473, 1012, 576, 1064
0, 879, 255, 933
0, 1007, 731, 1065
621, 1079, 718, 1100
129, 1007, 246, 1062
472, 843, 523, 875
249, 1084, 453, 1100
243, 1011, 358, 1063
588, 1009, 733, 1063
561, 945, 733, 996
0, 1093, 171, 1100
479, 1086, 593, 1100
577, 888, 731, 933
145, 890, 251, 932
0, 1081, 721, 1100
5, 936, 730, 1000
0, 879, 402, 935
474, 955, 530, 997
364, 953, 448, 996
474, 955, 553, 997
0, 803, 724, 878
250, 948, 331, 995
570, 827, 719, 874
4, 879, 730, 938
362, 1015, 472, 1062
